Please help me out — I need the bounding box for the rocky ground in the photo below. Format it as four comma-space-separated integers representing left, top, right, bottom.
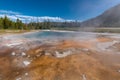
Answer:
0, 32, 120, 80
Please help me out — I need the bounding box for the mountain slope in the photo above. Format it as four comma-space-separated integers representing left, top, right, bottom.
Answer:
81, 4, 120, 27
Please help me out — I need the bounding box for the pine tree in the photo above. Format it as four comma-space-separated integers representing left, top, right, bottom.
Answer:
16, 18, 22, 29
0, 18, 4, 29
3, 16, 10, 29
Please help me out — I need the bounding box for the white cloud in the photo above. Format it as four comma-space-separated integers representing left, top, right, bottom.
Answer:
0, 10, 75, 23
0, 10, 20, 15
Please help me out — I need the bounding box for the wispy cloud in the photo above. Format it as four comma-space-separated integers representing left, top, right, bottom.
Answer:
0, 10, 75, 23
0, 10, 20, 15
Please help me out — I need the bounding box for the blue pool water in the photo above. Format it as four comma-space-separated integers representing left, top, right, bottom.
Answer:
22, 31, 78, 39
17, 31, 100, 41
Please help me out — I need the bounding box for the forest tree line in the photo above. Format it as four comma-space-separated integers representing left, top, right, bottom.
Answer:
0, 16, 81, 30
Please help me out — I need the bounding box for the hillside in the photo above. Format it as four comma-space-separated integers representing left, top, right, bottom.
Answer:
81, 4, 120, 27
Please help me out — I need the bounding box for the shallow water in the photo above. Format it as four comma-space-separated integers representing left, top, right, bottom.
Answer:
1, 31, 120, 51
19, 31, 98, 41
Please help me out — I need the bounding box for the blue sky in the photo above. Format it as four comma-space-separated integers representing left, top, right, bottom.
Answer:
0, 0, 120, 21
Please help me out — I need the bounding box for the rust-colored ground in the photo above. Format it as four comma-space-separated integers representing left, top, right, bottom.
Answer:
0, 37, 120, 80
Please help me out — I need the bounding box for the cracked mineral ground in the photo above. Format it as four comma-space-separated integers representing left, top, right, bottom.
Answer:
0, 31, 120, 80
